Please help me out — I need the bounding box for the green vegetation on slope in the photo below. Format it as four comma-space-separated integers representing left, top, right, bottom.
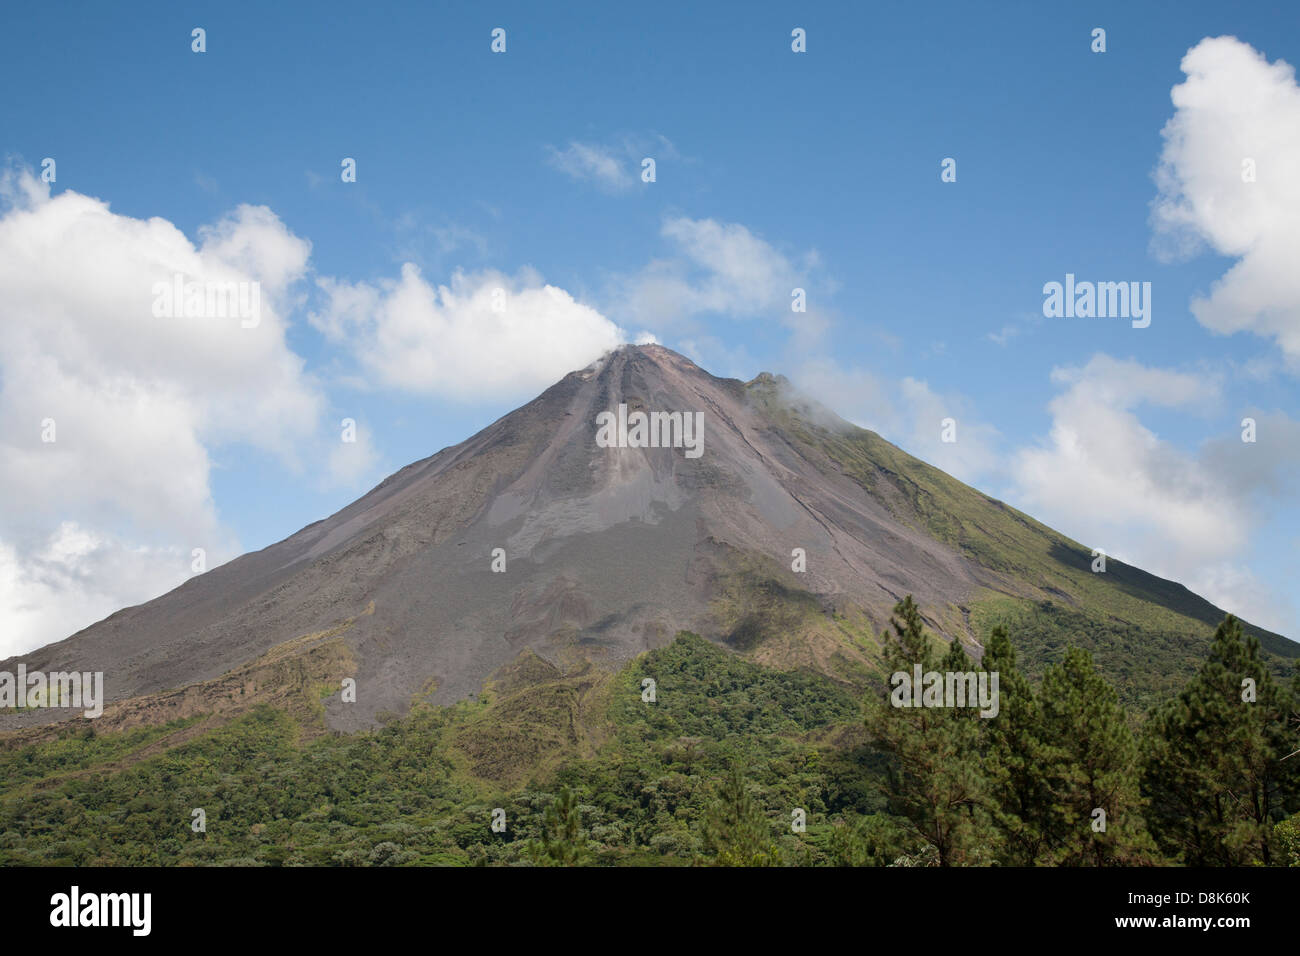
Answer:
0, 633, 870, 866
1, 603, 1295, 867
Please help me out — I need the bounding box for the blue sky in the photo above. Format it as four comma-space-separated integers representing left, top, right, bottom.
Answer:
1, 0, 1297, 655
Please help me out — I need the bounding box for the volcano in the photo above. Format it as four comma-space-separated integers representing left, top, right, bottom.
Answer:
3, 344, 1293, 733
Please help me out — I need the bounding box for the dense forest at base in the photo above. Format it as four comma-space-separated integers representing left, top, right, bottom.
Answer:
0, 601, 1297, 867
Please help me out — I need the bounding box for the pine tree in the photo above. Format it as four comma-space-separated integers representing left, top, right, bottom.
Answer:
981, 626, 1052, 865
829, 813, 913, 866
1037, 646, 1154, 865
880, 595, 938, 674
700, 767, 781, 866
864, 597, 993, 865
1142, 616, 1299, 865
528, 787, 587, 866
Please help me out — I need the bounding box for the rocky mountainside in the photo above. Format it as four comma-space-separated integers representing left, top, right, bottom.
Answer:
4, 344, 1292, 733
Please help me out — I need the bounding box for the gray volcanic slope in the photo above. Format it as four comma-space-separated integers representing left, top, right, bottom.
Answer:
3, 345, 1290, 730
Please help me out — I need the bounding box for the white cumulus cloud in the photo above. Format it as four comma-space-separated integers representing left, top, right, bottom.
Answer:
1152, 36, 1300, 363
0, 170, 324, 657
311, 264, 632, 401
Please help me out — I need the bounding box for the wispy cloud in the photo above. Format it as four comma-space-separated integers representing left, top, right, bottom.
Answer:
611, 216, 831, 348
1006, 354, 1297, 633
545, 133, 679, 194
